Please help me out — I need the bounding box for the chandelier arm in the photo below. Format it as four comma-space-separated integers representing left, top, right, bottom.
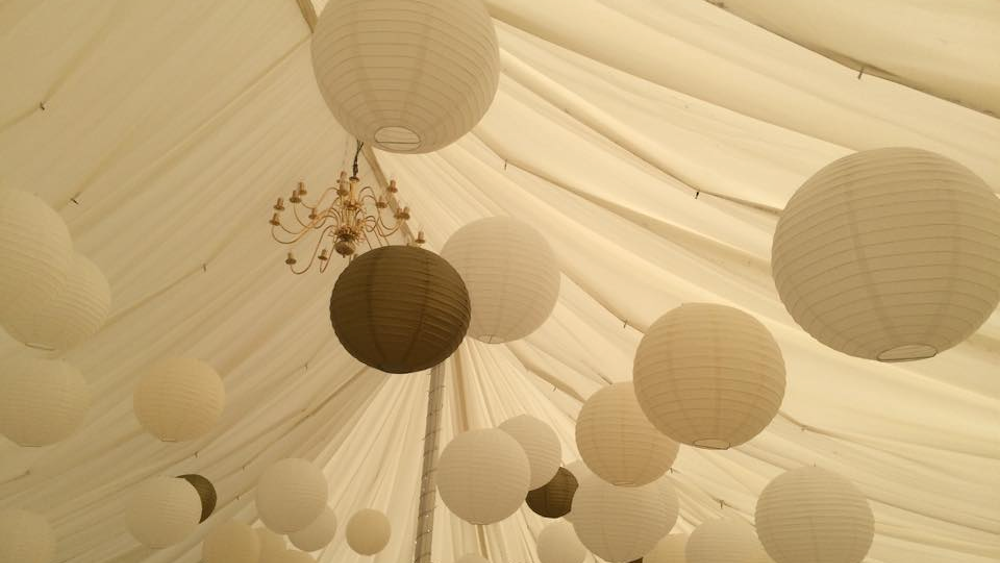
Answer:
271, 224, 314, 242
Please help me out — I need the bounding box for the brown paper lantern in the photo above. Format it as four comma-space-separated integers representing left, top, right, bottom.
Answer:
330, 246, 471, 374
526, 467, 578, 519
178, 474, 217, 523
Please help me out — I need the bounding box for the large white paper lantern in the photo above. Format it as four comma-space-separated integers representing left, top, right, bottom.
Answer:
633, 303, 786, 449
289, 506, 338, 552
0, 356, 89, 447
133, 358, 225, 442
755, 467, 874, 563
256, 528, 286, 561
437, 428, 531, 524
537, 521, 587, 563
203, 520, 260, 563
312, 0, 500, 154
256, 459, 329, 534
441, 217, 561, 343
772, 147, 1000, 361
125, 476, 202, 548
686, 519, 767, 563
345, 509, 391, 555
457, 554, 490, 563
645, 534, 688, 563
576, 382, 679, 486
499, 414, 562, 489
572, 477, 677, 561
0, 509, 55, 563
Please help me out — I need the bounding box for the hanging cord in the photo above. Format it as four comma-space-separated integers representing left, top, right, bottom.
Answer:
352, 140, 364, 179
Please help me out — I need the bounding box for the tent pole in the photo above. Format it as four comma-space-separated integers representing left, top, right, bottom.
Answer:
414, 363, 446, 563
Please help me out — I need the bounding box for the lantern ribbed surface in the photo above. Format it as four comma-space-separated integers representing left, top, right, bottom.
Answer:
133, 358, 225, 442
178, 474, 217, 522
329, 245, 471, 374
457, 554, 490, 563
499, 414, 562, 489
772, 147, 1000, 361
686, 520, 767, 563
311, 0, 500, 154
755, 467, 874, 563
256, 459, 329, 534
202, 520, 260, 563
537, 520, 587, 563
0, 356, 89, 447
577, 382, 679, 486
289, 506, 338, 552
0, 510, 55, 563
526, 467, 578, 518
441, 217, 561, 343
256, 528, 286, 560
125, 477, 202, 548
437, 428, 531, 524
345, 509, 391, 555
645, 534, 688, 563
572, 477, 677, 562
633, 303, 786, 449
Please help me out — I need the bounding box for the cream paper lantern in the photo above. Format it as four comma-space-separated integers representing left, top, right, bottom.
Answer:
125, 476, 202, 548
572, 477, 677, 562
441, 217, 561, 343
633, 303, 786, 449
312, 0, 500, 154
436, 428, 531, 524
686, 519, 768, 563
256, 528, 287, 561
203, 520, 260, 563
576, 382, 679, 486
133, 358, 225, 442
256, 459, 329, 534
498, 414, 562, 489
0, 509, 55, 563
0, 356, 89, 447
772, 147, 1000, 361
536, 520, 587, 563
345, 509, 391, 555
755, 467, 874, 563
563, 459, 596, 523
274, 551, 315, 563
645, 534, 688, 563
457, 554, 490, 563
289, 506, 338, 552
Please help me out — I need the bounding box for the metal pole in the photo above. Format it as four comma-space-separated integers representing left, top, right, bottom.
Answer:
414, 363, 446, 563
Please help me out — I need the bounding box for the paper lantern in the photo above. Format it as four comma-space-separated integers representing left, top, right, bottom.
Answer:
633, 303, 786, 449
441, 217, 561, 343
457, 554, 490, 563
0, 510, 55, 563
330, 245, 471, 374
645, 534, 687, 563
499, 414, 562, 489
203, 520, 260, 563
2, 253, 111, 351
437, 428, 531, 524
0, 190, 73, 325
686, 519, 767, 563
0, 356, 89, 447
772, 147, 1000, 361
345, 509, 391, 555
125, 476, 202, 548
577, 382, 679, 486
562, 459, 595, 523
178, 474, 216, 522
274, 551, 315, 563
289, 506, 337, 552
755, 467, 874, 563
526, 467, 578, 518
133, 358, 225, 442
572, 477, 677, 562
256, 528, 286, 561
537, 521, 587, 563
256, 459, 328, 534
312, 0, 499, 154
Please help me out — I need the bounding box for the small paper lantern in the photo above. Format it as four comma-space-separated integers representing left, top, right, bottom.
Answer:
312, 0, 500, 154
772, 147, 1000, 361
686, 519, 767, 563
457, 554, 490, 563
289, 506, 337, 552
0, 509, 55, 563
125, 476, 202, 548
537, 521, 587, 563
755, 467, 874, 563
256, 528, 286, 561
526, 467, 578, 519
441, 217, 561, 343
577, 382, 679, 486
499, 414, 562, 489
633, 304, 786, 449
0, 356, 89, 447
329, 245, 471, 374
437, 428, 531, 524
645, 534, 688, 563
202, 520, 260, 563
256, 459, 328, 534
274, 550, 315, 563
572, 478, 677, 562
345, 509, 391, 555
562, 459, 595, 523
178, 474, 217, 523
133, 358, 225, 442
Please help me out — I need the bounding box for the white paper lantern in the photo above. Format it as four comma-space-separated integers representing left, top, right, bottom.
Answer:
0, 190, 73, 325
441, 217, 561, 342
686, 519, 768, 563
345, 509, 391, 555
0, 356, 89, 447
572, 477, 677, 562
499, 414, 562, 489
274, 551, 315, 563
289, 506, 337, 552
256, 528, 286, 561
312, 0, 500, 154
0, 509, 55, 563
133, 357, 225, 442
576, 382, 679, 486
536, 521, 587, 563
755, 467, 874, 563
256, 459, 329, 534
437, 428, 531, 524
772, 147, 1000, 361
645, 533, 688, 563
203, 520, 260, 563
457, 554, 490, 563
633, 303, 786, 449
125, 476, 202, 548
563, 459, 595, 523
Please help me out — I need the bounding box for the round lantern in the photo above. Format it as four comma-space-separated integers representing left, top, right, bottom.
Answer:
526, 467, 578, 518
0, 509, 55, 563
633, 303, 786, 449
274, 550, 315, 563
202, 520, 260, 563
772, 147, 1000, 361
0, 356, 89, 447
441, 217, 561, 343
256, 528, 286, 560
256, 459, 328, 534
345, 509, 391, 555
311, 0, 500, 154
537, 521, 587, 563
133, 358, 225, 442
0, 190, 73, 325
289, 506, 338, 552
329, 245, 471, 374
571, 477, 677, 562
457, 554, 489, 563
498, 414, 562, 489
686, 519, 767, 563
125, 476, 202, 548
436, 428, 531, 524
563, 459, 596, 523
755, 466, 874, 563
645, 534, 687, 563
577, 382, 679, 486
178, 474, 216, 522
2, 253, 111, 351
